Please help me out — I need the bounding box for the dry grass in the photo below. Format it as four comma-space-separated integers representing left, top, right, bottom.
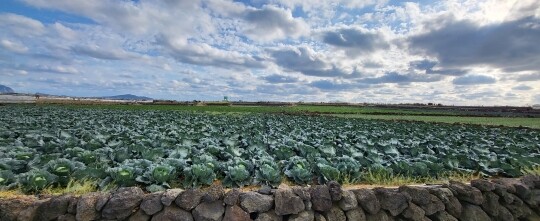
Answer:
0, 189, 25, 199
41, 179, 98, 196
522, 165, 540, 176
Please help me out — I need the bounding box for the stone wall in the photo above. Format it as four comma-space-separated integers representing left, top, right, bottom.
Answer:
1, 176, 539, 221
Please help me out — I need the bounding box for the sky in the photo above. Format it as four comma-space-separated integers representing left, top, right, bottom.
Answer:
0, 0, 539, 105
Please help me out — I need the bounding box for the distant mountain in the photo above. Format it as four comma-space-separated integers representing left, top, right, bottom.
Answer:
0, 85, 14, 93
101, 94, 153, 100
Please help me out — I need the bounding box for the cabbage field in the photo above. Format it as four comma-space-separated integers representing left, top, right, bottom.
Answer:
0, 105, 539, 192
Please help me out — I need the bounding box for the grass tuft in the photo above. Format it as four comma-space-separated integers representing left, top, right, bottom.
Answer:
41, 179, 98, 196
0, 188, 24, 198
522, 165, 540, 176
355, 169, 481, 186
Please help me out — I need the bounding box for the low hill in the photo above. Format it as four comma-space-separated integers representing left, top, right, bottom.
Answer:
101, 94, 153, 101
0, 85, 14, 93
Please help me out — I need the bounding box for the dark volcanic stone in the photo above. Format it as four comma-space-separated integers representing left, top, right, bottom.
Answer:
57, 214, 76, 221
0, 197, 35, 221
274, 188, 304, 215
419, 194, 445, 216
447, 181, 484, 205
353, 189, 381, 215
193, 200, 225, 221
492, 183, 514, 204
493, 178, 532, 202
521, 175, 540, 189
480, 191, 500, 217
402, 202, 425, 221
255, 210, 282, 221
204, 183, 225, 202
470, 179, 495, 192
292, 186, 311, 200
151, 205, 193, 221
428, 188, 461, 218
399, 186, 431, 205
327, 181, 343, 201
222, 205, 251, 221
239, 192, 273, 213
491, 178, 517, 193
34, 194, 72, 221
494, 206, 514, 221
176, 188, 204, 211
460, 203, 491, 221
338, 190, 358, 211
374, 188, 410, 216
257, 185, 272, 195
161, 189, 183, 206
366, 210, 391, 221
314, 212, 326, 221
311, 185, 333, 212
289, 210, 315, 221
67, 196, 78, 215
224, 188, 241, 206
141, 192, 164, 216
101, 187, 145, 220
76, 192, 109, 221
323, 206, 346, 221
429, 211, 457, 221
18, 199, 48, 221
128, 209, 151, 221
345, 207, 366, 221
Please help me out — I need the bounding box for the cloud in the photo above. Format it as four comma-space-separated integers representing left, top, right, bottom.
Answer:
17, 64, 80, 75
275, 0, 387, 10
410, 59, 437, 70
460, 91, 499, 100
52, 23, 78, 40
0, 39, 29, 53
71, 45, 136, 60
360, 72, 442, 84
0, 13, 45, 36
409, 16, 540, 72
409, 59, 467, 76
322, 27, 389, 57
515, 73, 540, 81
20, 0, 214, 40
247, 83, 319, 96
534, 94, 540, 104
309, 79, 370, 91
512, 85, 532, 91
158, 36, 265, 70
262, 74, 299, 83
268, 46, 359, 77
242, 5, 309, 41
452, 74, 496, 85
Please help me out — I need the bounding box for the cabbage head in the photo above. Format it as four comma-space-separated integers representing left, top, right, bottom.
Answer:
255, 163, 281, 187
223, 164, 251, 187
284, 157, 312, 184
136, 164, 176, 185
0, 170, 15, 189
182, 164, 216, 188
19, 169, 57, 192
107, 166, 137, 186
317, 163, 340, 184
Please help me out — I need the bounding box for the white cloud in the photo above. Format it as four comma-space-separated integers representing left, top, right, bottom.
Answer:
0, 13, 45, 36
71, 44, 138, 60
242, 5, 309, 41
0, 39, 29, 53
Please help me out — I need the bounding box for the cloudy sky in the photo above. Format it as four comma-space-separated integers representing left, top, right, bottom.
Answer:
0, 0, 539, 105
